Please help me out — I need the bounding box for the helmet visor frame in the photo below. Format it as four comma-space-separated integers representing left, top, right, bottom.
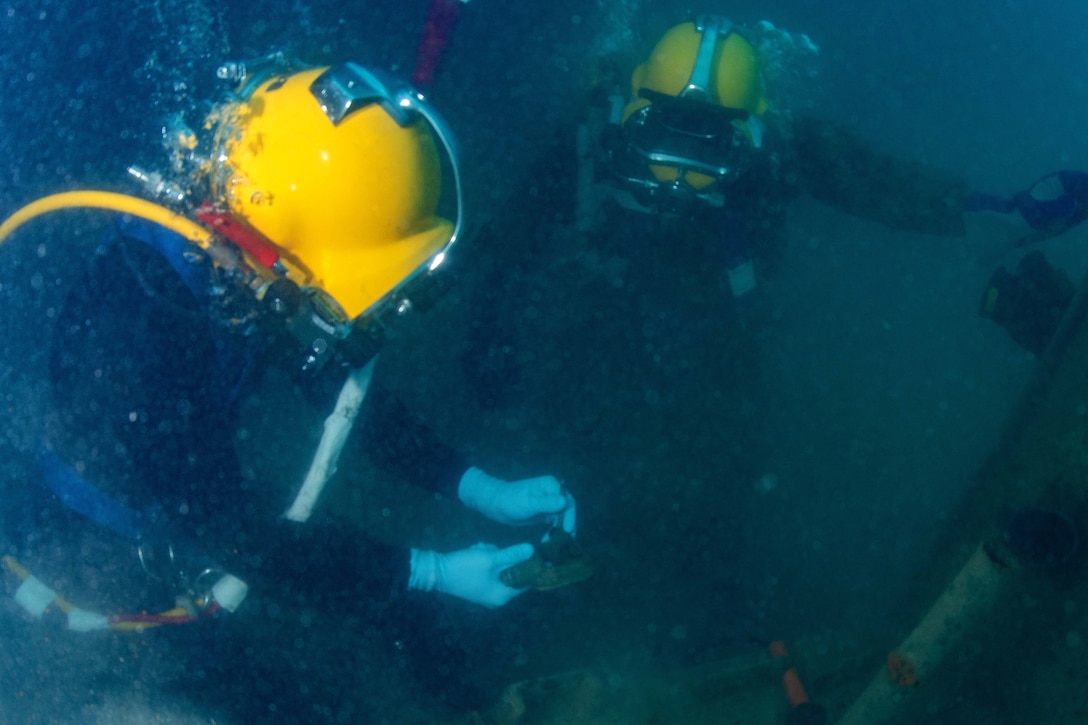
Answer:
627, 92, 752, 180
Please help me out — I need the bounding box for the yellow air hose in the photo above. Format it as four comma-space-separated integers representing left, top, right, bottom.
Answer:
0, 190, 213, 249
0, 191, 227, 631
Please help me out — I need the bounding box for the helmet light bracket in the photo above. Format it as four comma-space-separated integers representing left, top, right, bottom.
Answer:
308, 62, 464, 251
310, 63, 414, 127
685, 15, 736, 102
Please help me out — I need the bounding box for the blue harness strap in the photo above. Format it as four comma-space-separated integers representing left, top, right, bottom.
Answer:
115, 215, 216, 305
37, 447, 145, 540
113, 214, 259, 404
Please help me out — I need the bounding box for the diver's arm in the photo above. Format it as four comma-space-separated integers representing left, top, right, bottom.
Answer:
357, 385, 578, 535
356, 383, 469, 497
790, 116, 969, 236
247, 514, 538, 609
964, 170, 1088, 245
246, 514, 411, 605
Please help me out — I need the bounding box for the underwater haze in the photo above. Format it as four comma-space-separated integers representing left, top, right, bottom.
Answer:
1, 1, 1086, 723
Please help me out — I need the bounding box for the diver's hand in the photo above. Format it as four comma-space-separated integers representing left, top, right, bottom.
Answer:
458, 467, 578, 536
967, 171, 1088, 240
1012, 171, 1088, 236
408, 543, 535, 608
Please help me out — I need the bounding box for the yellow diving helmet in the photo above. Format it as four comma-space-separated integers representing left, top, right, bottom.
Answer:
208, 61, 462, 321
616, 16, 769, 205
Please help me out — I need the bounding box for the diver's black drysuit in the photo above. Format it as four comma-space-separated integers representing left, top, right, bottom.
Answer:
28, 225, 468, 605
7, 220, 481, 718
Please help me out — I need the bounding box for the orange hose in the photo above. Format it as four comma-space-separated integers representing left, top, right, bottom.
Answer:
782, 666, 811, 707
770, 640, 812, 708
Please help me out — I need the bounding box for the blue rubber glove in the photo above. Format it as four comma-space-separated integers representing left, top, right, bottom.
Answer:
458, 467, 578, 536
408, 543, 535, 608
965, 170, 1088, 241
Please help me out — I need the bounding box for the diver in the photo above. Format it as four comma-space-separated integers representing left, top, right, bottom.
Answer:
580, 16, 1088, 354
0, 56, 577, 713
